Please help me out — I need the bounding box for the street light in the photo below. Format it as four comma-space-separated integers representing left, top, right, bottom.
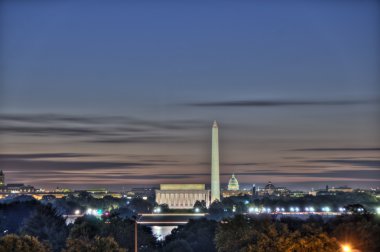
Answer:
341, 244, 351, 252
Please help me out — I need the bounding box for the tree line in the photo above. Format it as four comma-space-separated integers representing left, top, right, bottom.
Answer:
1, 192, 379, 252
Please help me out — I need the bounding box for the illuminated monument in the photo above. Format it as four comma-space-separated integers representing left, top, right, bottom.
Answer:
223, 173, 252, 198
211, 120, 220, 202
155, 121, 221, 209
227, 174, 239, 191
155, 184, 211, 209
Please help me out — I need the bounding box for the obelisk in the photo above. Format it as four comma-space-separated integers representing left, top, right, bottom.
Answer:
211, 120, 220, 202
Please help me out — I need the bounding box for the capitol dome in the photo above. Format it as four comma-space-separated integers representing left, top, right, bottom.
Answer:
227, 174, 239, 191
264, 181, 275, 190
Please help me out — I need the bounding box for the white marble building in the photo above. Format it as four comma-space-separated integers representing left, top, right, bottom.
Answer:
155, 184, 211, 209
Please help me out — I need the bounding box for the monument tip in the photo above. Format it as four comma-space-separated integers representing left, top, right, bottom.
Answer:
213, 120, 218, 128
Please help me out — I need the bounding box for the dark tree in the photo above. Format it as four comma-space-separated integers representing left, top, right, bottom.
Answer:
102, 217, 157, 252
21, 204, 68, 252
163, 239, 192, 252
69, 216, 156, 252
64, 236, 126, 252
329, 214, 380, 252
68, 215, 104, 240
128, 198, 153, 213
208, 200, 226, 220
0, 200, 40, 235
111, 207, 135, 219
165, 218, 217, 252
215, 215, 339, 252
193, 200, 207, 212
0, 234, 49, 252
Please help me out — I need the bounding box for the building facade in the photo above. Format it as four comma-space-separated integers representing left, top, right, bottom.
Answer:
0, 184, 37, 193
227, 174, 239, 191
222, 189, 252, 198
256, 181, 290, 197
155, 184, 211, 209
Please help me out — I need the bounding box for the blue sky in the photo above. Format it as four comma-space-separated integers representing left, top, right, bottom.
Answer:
0, 0, 379, 190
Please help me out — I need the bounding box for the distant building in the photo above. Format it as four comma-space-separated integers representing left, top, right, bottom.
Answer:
0, 170, 4, 187
0, 171, 36, 193
257, 181, 290, 197
73, 188, 122, 199
315, 188, 336, 196
0, 183, 36, 193
85, 188, 109, 194
289, 191, 307, 198
126, 187, 156, 199
155, 184, 211, 209
227, 174, 239, 191
222, 188, 252, 198
252, 184, 256, 196
54, 187, 72, 193
263, 181, 276, 195
316, 191, 335, 196
328, 186, 353, 193
222, 174, 254, 198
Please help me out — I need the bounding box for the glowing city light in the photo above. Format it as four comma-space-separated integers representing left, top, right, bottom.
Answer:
341, 244, 352, 252
322, 207, 331, 212
85, 208, 103, 216
248, 207, 254, 213
195, 208, 200, 213
74, 209, 80, 215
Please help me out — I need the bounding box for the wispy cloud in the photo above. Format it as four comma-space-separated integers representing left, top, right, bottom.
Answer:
306, 159, 380, 168
0, 153, 91, 159
291, 147, 380, 152
187, 98, 375, 107
0, 113, 205, 144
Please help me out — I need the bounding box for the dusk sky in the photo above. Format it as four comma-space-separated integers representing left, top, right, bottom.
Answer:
1, 1, 379, 190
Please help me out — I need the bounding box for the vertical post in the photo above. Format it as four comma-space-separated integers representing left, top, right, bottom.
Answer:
134, 220, 138, 252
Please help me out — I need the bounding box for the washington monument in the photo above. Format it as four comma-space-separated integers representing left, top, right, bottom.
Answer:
211, 120, 220, 202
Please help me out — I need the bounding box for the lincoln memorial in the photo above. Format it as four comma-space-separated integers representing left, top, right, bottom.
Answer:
155, 184, 211, 209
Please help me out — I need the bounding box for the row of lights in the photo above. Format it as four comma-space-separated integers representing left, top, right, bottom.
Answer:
86, 208, 103, 216
246, 206, 346, 213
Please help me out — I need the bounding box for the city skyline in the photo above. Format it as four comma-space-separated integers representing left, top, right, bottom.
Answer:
1, 1, 379, 190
